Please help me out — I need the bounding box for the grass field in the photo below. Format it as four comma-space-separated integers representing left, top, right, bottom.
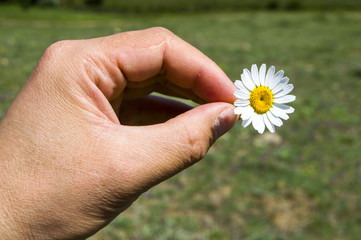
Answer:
1, 5, 361, 240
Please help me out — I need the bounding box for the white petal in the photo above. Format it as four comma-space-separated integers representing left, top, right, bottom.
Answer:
263, 114, 275, 133
259, 64, 266, 86
270, 77, 289, 93
234, 105, 252, 115
280, 77, 289, 85
274, 84, 294, 98
234, 80, 243, 89
271, 78, 290, 93
252, 114, 265, 134
242, 113, 254, 128
271, 83, 286, 95
241, 106, 255, 120
274, 95, 296, 104
265, 66, 275, 87
274, 103, 295, 114
234, 107, 243, 115
234, 80, 250, 93
251, 64, 260, 86
266, 111, 283, 127
234, 80, 249, 94
270, 106, 289, 120
241, 70, 256, 91
269, 70, 284, 90
234, 99, 250, 107
258, 120, 266, 134
234, 90, 250, 99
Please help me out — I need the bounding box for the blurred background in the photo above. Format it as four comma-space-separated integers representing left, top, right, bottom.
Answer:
1, 0, 361, 239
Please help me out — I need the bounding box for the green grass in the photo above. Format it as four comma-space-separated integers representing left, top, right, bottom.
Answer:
1, 5, 361, 240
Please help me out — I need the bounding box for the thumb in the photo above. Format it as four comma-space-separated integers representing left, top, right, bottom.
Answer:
119, 102, 237, 190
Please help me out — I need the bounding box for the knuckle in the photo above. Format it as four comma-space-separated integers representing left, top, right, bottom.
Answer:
42, 40, 71, 61
32, 40, 80, 89
149, 26, 174, 36
148, 27, 176, 45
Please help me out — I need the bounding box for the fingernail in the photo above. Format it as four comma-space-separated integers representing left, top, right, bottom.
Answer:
213, 106, 237, 140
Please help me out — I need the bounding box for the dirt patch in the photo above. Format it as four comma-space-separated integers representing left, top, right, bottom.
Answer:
263, 188, 315, 233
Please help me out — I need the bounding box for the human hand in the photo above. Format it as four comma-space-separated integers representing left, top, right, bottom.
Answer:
0, 27, 237, 239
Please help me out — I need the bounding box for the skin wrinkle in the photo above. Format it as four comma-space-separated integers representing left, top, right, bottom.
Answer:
82, 52, 109, 92
166, 115, 208, 168
80, 57, 121, 124
157, 29, 171, 78
160, 125, 191, 170
56, 44, 120, 124
83, 47, 126, 102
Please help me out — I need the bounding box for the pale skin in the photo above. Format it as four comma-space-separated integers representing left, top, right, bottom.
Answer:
0, 27, 237, 239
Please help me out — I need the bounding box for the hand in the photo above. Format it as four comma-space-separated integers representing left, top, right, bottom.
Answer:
0, 27, 237, 239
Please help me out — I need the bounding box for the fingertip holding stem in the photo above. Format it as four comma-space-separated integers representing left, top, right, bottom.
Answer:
213, 106, 237, 140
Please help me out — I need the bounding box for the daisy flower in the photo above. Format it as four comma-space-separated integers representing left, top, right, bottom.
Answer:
234, 64, 295, 134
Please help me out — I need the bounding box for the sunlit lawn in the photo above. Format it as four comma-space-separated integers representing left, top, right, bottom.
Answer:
1, 5, 360, 240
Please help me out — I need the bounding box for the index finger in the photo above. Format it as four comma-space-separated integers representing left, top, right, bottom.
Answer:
99, 27, 236, 103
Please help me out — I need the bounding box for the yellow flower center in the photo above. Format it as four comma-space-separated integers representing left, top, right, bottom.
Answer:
250, 86, 273, 114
